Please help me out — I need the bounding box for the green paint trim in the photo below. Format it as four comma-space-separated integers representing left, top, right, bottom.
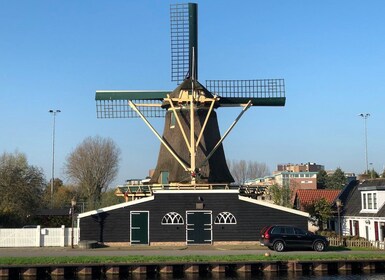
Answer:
95, 90, 170, 101
219, 97, 286, 106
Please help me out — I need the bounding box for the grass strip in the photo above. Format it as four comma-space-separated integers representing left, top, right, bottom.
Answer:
1, 253, 385, 266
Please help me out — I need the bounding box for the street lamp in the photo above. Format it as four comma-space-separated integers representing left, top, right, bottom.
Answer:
49, 109, 61, 206
358, 113, 370, 175
71, 197, 77, 248
336, 199, 343, 244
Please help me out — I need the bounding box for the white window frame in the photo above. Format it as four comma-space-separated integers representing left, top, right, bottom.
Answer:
214, 212, 237, 225
361, 191, 378, 213
161, 212, 184, 225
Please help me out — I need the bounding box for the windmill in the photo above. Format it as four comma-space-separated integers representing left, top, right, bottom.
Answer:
95, 3, 285, 189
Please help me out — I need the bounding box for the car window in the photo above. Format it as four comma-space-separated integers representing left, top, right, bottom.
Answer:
284, 227, 295, 235
271, 226, 283, 234
294, 228, 306, 235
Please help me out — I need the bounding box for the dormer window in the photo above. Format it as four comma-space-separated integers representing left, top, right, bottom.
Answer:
361, 191, 378, 211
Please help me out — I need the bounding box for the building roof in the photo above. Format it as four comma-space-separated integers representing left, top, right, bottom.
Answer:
296, 189, 341, 205
343, 179, 385, 217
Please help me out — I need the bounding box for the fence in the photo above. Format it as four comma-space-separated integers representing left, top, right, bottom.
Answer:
328, 237, 385, 249
0, 226, 79, 248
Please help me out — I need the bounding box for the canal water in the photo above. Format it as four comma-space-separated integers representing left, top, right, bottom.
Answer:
71, 272, 385, 280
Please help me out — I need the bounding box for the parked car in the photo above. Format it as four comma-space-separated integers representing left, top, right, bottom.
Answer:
260, 225, 329, 252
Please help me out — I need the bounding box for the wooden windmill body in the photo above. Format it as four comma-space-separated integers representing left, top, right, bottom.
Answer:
95, 3, 285, 189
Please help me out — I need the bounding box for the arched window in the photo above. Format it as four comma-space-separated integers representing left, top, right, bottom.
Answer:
214, 212, 237, 224
161, 212, 184, 225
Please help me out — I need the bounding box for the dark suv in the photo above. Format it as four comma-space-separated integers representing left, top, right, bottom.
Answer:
260, 225, 329, 252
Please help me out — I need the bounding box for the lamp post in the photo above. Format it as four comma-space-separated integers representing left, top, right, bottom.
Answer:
49, 109, 61, 206
358, 113, 370, 175
336, 199, 343, 244
71, 197, 77, 248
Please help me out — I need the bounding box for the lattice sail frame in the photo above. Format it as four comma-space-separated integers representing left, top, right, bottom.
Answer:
95, 90, 170, 119
170, 3, 198, 84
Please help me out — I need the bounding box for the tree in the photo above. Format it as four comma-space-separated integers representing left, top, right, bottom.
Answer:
326, 168, 347, 189
268, 183, 292, 207
64, 136, 120, 210
41, 179, 77, 209
369, 169, 379, 179
0, 151, 46, 227
229, 160, 270, 184
100, 188, 122, 207
317, 170, 328, 189
303, 198, 332, 230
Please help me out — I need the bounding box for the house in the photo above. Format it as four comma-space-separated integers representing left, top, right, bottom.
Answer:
294, 189, 341, 212
78, 190, 309, 245
341, 179, 385, 241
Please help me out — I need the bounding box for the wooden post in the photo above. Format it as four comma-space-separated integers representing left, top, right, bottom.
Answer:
131, 265, 147, 274
236, 264, 251, 273
211, 264, 226, 273
184, 264, 200, 273
313, 262, 328, 272
105, 266, 120, 275
78, 266, 93, 275
0, 268, 9, 277
51, 267, 65, 276
262, 263, 278, 272
159, 265, 174, 274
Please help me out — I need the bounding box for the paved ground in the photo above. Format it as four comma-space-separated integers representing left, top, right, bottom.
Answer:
0, 245, 383, 258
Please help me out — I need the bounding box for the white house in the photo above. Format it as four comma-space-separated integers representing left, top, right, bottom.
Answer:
341, 179, 385, 241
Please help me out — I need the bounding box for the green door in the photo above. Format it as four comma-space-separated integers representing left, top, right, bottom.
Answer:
130, 211, 149, 245
186, 211, 212, 245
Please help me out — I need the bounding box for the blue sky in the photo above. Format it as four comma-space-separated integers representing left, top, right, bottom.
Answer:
1, 0, 384, 187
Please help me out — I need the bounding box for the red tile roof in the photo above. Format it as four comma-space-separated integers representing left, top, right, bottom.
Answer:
296, 189, 341, 206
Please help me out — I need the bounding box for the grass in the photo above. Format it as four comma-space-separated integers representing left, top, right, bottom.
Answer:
1, 252, 385, 266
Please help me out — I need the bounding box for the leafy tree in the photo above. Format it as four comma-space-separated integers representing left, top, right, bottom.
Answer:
229, 160, 270, 184
100, 188, 122, 207
369, 169, 379, 179
326, 167, 347, 189
268, 183, 291, 207
41, 178, 78, 209
303, 198, 332, 230
0, 151, 46, 227
317, 170, 328, 189
64, 136, 120, 210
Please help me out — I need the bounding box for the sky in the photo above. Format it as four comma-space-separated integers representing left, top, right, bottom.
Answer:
1, 0, 385, 187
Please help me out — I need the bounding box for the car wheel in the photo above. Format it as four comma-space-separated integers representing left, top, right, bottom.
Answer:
273, 241, 285, 252
313, 241, 325, 252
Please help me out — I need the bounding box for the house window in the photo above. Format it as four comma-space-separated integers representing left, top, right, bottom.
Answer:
361, 191, 378, 211
214, 212, 237, 224
368, 194, 373, 209
161, 212, 184, 225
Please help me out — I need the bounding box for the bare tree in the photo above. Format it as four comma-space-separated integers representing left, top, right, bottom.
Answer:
64, 136, 120, 210
229, 160, 270, 185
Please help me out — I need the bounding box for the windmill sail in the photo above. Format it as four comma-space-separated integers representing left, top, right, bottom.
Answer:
206, 79, 285, 107
95, 90, 170, 118
171, 3, 198, 84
